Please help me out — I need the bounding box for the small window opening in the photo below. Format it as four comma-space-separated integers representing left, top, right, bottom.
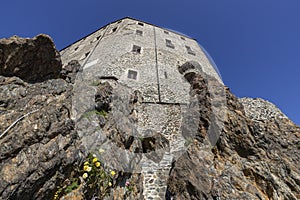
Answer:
166, 39, 175, 49
136, 30, 143, 36
181, 36, 186, 40
138, 22, 144, 26
164, 30, 169, 34
132, 45, 141, 54
128, 70, 138, 80
117, 20, 122, 24
164, 72, 168, 79
92, 35, 102, 43
112, 27, 117, 32
79, 51, 90, 60
74, 47, 79, 51
186, 46, 195, 55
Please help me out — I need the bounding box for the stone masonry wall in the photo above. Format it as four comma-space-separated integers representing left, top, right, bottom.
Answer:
60, 17, 223, 104
239, 97, 288, 121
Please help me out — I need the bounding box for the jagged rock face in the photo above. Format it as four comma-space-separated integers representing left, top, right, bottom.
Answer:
166, 75, 300, 200
0, 34, 62, 83
0, 34, 299, 200
60, 60, 81, 84
0, 76, 80, 199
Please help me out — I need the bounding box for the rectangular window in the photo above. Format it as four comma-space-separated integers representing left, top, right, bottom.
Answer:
164, 30, 169, 34
166, 39, 175, 49
132, 45, 141, 53
136, 30, 143, 36
128, 70, 138, 80
186, 46, 195, 55
138, 22, 144, 26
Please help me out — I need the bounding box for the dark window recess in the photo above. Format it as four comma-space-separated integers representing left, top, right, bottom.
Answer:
99, 76, 118, 81
181, 36, 186, 40
164, 72, 168, 79
74, 47, 79, 51
138, 22, 144, 26
128, 70, 138, 80
80, 51, 90, 60
186, 46, 195, 55
166, 39, 175, 49
96, 35, 101, 40
136, 30, 143, 36
112, 27, 117, 32
117, 20, 122, 24
164, 30, 169, 34
132, 45, 141, 53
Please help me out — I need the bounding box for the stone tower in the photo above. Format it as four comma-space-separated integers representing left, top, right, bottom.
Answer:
60, 17, 225, 199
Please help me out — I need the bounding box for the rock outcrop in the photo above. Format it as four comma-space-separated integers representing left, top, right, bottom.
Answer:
59, 60, 81, 84
0, 34, 61, 83
0, 34, 299, 200
166, 76, 300, 200
0, 75, 78, 199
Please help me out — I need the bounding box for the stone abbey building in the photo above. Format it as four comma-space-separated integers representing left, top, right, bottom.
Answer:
60, 17, 225, 199
60, 17, 223, 104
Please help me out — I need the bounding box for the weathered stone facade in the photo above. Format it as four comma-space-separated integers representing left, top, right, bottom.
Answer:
239, 97, 288, 121
60, 17, 223, 104
60, 17, 225, 199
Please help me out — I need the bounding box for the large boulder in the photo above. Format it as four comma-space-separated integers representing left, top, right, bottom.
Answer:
0, 34, 61, 83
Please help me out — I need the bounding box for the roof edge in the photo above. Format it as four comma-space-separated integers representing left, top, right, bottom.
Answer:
59, 16, 197, 52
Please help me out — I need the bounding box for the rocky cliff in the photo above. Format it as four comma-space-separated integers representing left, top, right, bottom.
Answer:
0, 35, 299, 200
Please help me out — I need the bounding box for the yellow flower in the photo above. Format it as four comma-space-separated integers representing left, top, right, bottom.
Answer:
82, 173, 88, 179
84, 161, 89, 165
92, 157, 98, 163
110, 170, 116, 176
95, 162, 101, 167
108, 182, 112, 187
84, 165, 92, 172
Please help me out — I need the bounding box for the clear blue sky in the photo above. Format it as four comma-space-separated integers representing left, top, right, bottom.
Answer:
1, 0, 299, 125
